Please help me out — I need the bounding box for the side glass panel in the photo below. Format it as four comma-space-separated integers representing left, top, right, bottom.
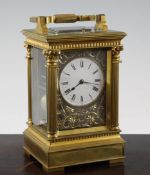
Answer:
31, 47, 47, 130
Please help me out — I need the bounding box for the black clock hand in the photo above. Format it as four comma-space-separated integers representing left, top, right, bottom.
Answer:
65, 79, 84, 95
70, 79, 84, 91
83, 81, 99, 86
65, 79, 98, 95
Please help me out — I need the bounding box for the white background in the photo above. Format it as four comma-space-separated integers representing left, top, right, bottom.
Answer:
0, 0, 150, 134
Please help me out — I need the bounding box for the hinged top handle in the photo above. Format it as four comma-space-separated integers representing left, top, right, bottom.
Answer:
30, 14, 108, 34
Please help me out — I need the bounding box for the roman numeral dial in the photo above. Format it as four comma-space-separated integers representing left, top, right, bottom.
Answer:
59, 58, 104, 106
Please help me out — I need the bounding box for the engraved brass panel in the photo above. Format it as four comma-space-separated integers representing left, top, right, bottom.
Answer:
58, 49, 106, 130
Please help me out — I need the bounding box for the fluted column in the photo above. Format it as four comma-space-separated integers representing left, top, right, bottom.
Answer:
25, 44, 32, 126
43, 50, 60, 140
111, 46, 123, 130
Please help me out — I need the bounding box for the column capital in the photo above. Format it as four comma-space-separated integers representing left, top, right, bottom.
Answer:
112, 45, 123, 63
43, 50, 61, 67
24, 44, 31, 59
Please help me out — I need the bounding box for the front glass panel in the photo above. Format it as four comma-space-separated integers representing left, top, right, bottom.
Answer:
31, 47, 47, 130
58, 49, 106, 130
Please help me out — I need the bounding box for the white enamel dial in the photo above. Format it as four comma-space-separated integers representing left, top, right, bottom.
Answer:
59, 58, 104, 106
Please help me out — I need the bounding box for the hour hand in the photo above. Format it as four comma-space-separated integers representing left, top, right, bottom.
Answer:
65, 88, 71, 95
65, 80, 82, 95
70, 79, 84, 91
64, 85, 78, 95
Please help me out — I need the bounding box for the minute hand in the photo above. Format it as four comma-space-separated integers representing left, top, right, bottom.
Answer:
83, 81, 99, 86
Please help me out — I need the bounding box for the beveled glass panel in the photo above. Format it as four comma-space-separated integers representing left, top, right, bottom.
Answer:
31, 47, 47, 130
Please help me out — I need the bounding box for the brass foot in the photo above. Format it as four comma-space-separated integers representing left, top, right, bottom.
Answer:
109, 158, 124, 166
24, 149, 31, 159
43, 165, 64, 173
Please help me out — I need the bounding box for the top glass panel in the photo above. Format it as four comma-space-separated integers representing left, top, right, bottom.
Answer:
48, 26, 93, 34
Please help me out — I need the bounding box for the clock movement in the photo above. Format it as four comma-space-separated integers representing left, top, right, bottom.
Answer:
22, 14, 126, 172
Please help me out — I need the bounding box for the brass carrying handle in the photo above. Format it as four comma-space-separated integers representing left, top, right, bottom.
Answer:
30, 14, 108, 34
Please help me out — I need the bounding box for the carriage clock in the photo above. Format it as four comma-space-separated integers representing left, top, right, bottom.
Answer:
22, 14, 126, 172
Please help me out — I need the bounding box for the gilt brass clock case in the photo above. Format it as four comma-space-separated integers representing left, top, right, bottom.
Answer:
22, 14, 126, 172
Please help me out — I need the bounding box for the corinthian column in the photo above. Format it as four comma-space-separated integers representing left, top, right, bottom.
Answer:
111, 46, 123, 130
25, 44, 32, 126
43, 50, 60, 140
